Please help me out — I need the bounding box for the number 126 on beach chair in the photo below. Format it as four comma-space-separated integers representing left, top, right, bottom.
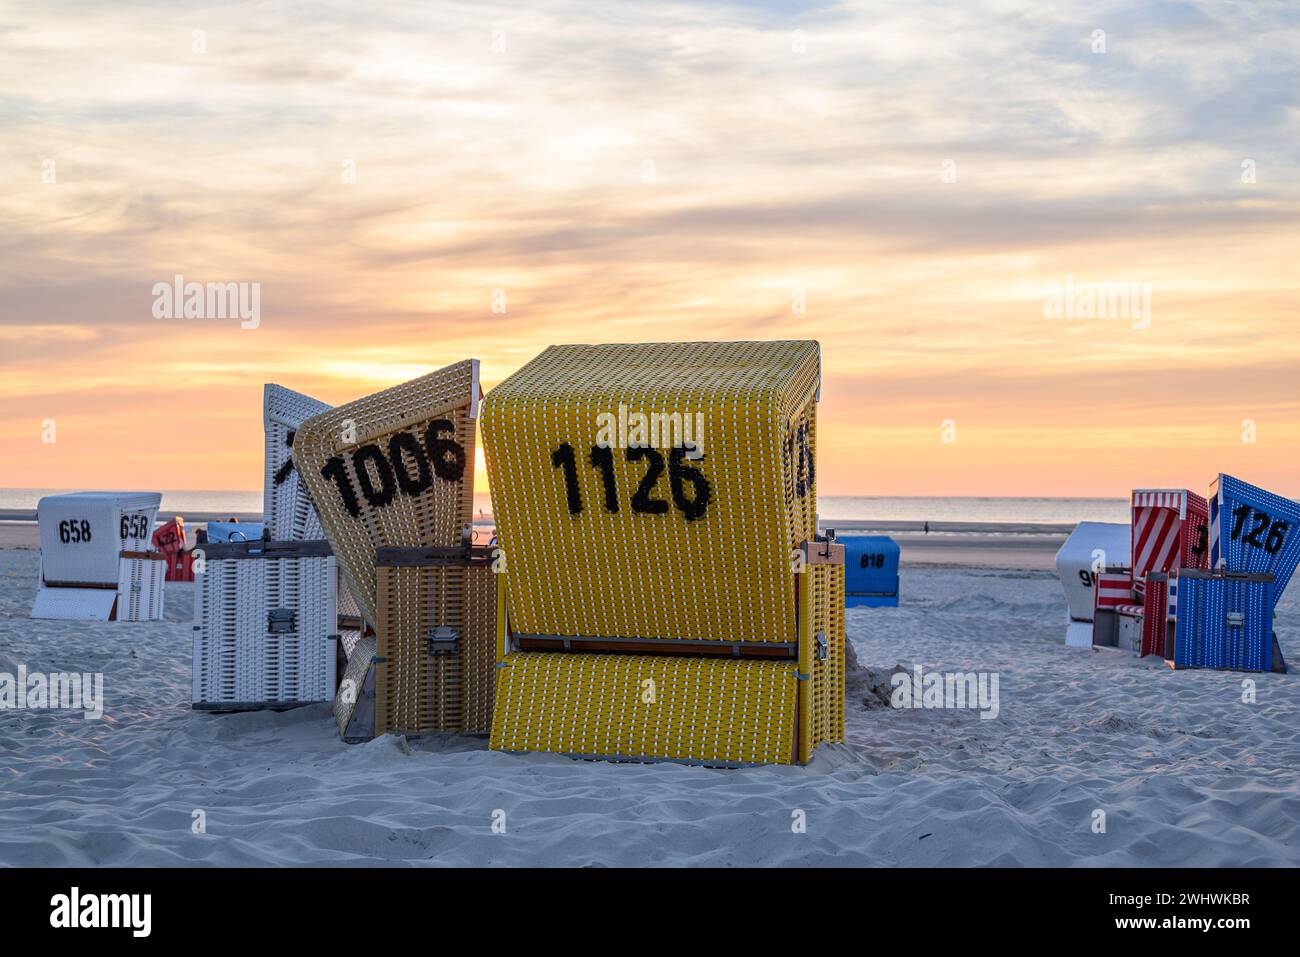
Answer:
1163, 474, 1300, 674
482, 341, 845, 767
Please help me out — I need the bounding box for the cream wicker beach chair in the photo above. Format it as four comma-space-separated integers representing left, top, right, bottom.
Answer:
291, 359, 488, 739
482, 340, 844, 767
31, 492, 166, 621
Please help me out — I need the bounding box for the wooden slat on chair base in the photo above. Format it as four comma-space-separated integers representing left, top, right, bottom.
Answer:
372, 546, 497, 736
336, 635, 378, 742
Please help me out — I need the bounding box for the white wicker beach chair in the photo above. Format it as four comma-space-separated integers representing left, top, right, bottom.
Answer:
192, 540, 340, 710
30, 492, 165, 621
264, 384, 332, 541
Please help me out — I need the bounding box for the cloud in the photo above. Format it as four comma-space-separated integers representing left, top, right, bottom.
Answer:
1, 0, 1297, 493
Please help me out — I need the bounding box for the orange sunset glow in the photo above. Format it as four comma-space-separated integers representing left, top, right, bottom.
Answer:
2, 3, 1298, 498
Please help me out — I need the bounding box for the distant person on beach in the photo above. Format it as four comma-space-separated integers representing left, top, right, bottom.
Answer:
924, 521, 930, 535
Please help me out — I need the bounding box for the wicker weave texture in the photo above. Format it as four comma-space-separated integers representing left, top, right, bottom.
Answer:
193, 552, 338, 707
489, 650, 799, 765
480, 341, 820, 645
807, 561, 845, 758
374, 560, 497, 735
292, 360, 479, 626
116, 554, 167, 621
264, 384, 332, 540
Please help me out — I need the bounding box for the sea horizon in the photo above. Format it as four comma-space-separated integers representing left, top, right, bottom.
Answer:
0, 486, 1137, 528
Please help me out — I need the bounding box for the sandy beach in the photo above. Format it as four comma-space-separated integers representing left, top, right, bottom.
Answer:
2, 543, 1296, 867
0, 520, 1069, 569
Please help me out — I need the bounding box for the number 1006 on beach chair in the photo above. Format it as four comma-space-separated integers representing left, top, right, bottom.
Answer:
482, 340, 844, 767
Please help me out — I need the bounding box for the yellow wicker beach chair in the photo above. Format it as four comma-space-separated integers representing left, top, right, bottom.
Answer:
482, 340, 844, 766
292, 359, 488, 740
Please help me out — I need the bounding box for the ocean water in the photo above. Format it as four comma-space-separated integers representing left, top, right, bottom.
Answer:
0, 488, 1126, 527
817, 496, 1129, 525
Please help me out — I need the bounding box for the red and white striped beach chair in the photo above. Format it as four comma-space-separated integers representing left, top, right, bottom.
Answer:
1093, 489, 1210, 655
1131, 489, 1209, 656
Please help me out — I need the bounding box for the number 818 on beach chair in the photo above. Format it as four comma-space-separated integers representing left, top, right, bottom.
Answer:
481, 340, 845, 767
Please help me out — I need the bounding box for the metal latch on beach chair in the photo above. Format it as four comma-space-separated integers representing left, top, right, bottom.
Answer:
426, 626, 460, 656
1226, 612, 1245, 629
815, 631, 828, 661
267, 608, 297, 634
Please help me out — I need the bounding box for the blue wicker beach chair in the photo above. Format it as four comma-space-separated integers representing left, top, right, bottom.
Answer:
1208, 474, 1300, 608
1162, 474, 1300, 674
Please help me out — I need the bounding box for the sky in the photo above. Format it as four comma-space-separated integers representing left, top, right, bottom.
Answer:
1, 0, 1298, 498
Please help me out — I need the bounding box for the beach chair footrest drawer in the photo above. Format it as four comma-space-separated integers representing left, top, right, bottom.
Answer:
489, 651, 802, 767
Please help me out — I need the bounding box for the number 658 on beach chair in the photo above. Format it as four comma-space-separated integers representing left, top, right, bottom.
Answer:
482, 340, 845, 767
31, 492, 166, 622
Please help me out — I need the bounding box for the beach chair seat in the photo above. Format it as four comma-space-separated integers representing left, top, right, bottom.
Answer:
1165, 569, 1285, 673
31, 492, 166, 622
192, 540, 340, 710
482, 340, 844, 767
291, 359, 488, 741
1056, 522, 1129, 647
1090, 570, 1134, 650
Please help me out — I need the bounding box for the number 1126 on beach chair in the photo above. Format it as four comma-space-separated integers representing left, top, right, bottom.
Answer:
482, 340, 845, 767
